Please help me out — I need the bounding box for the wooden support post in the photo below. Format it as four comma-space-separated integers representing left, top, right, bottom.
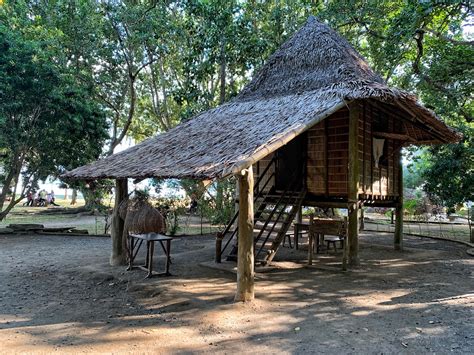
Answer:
394, 153, 403, 251
348, 102, 360, 267
359, 207, 364, 231
110, 179, 128, 266
308, 214, 314, 265
342, 217, 348, 271
235, 166, 254, 302
295, 205, 302, 250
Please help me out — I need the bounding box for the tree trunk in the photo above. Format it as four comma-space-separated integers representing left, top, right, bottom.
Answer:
235, 166, 254, 302
107, 75, 136, 156
70, 189, 77, 205
110, 179, 128, 266
469, 207, 473, 244
219, 38, 226, 105
348, 101, 360, 267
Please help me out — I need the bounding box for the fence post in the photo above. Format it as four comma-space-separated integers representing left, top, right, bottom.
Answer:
469, 207, 474, 243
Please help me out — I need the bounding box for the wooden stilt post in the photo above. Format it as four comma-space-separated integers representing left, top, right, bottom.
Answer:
308, 214, 314, 265
394, 153, 404, 250
348, 101, 360, 267
110, 178, 128, 266
295, 205, 302, 249
342, 217, 348, 271
235, 166, 254, 302
359, 207, 364, 231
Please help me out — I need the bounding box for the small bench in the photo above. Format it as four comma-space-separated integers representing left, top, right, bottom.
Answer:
127, 233, 173, 278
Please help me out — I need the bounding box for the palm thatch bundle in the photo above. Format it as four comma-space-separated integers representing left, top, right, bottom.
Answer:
119, 198, 166, 234
63, 16, 460, 182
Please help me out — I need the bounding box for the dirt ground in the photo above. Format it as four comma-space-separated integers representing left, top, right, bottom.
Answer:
0, 232, 473, 354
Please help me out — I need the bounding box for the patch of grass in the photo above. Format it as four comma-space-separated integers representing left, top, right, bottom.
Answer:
1, 198, 109, 235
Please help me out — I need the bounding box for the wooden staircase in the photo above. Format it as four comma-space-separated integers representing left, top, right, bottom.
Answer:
219, 158, 306, 266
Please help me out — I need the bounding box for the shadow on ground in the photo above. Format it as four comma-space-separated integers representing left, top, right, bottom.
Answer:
0, 232, 472, 353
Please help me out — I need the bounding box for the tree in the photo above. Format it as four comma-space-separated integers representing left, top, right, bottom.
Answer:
422, 125, 474, 208
0, 7, 108, 220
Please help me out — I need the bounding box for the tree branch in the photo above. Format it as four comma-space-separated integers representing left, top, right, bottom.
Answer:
420, 28, 474, 46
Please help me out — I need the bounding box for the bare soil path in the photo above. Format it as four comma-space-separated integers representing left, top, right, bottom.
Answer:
0, 232, 472, 354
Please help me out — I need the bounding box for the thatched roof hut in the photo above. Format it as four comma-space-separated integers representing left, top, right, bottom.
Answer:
63, 16, 459, 182
64, 17, 460, 302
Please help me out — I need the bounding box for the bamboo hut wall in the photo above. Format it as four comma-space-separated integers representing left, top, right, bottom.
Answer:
306, 102, 401, 200
307, 107, 349, 196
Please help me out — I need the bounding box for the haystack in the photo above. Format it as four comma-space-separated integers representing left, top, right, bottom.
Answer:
119, 198, 166, 235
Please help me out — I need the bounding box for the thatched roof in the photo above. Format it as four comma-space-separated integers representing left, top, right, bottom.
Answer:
64, 16, 460, 181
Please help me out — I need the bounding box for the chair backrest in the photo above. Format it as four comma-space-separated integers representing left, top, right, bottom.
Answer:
309, 216, 347, 237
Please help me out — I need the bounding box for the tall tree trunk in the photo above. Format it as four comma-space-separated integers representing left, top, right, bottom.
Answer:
219, 38, 226, 105
107, 75, 136, 156
70, 189, 77, 205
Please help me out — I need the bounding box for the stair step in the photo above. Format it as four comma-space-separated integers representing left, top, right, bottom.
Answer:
253, 231, 279, 241
223, 188, 306, 265
259, 212, 291, 219
255, 221, 284, 231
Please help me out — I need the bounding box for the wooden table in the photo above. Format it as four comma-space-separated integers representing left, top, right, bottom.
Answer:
127, 233, 172, 278
298, 218, 348, 270
294, 219, 346, 254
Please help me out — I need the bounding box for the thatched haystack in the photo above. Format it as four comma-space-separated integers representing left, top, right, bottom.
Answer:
119, 198, 166, 235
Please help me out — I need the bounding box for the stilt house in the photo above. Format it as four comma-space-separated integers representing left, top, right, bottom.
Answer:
64, 17, 460, 301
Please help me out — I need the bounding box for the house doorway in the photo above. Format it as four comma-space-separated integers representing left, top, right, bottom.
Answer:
275, 133, 307, 191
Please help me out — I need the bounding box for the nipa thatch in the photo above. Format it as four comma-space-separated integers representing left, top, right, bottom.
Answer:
63, 16, 460, 181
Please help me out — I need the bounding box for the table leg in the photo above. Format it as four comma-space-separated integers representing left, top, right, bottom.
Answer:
165, 240, 171, 276
144, 241, 150, 268
127, 237, 134, 271
146, 241, 154, 278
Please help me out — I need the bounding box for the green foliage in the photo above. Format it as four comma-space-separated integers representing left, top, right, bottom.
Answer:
199, 178, 236, 227
0, 4, 108, 219
422, 125, 474, 208
403, 199, 420, 216
1, 0, 471, 218
153, 196, 189, 236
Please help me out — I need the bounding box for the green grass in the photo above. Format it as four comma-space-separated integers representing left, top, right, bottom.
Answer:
0, 198, 110, 235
